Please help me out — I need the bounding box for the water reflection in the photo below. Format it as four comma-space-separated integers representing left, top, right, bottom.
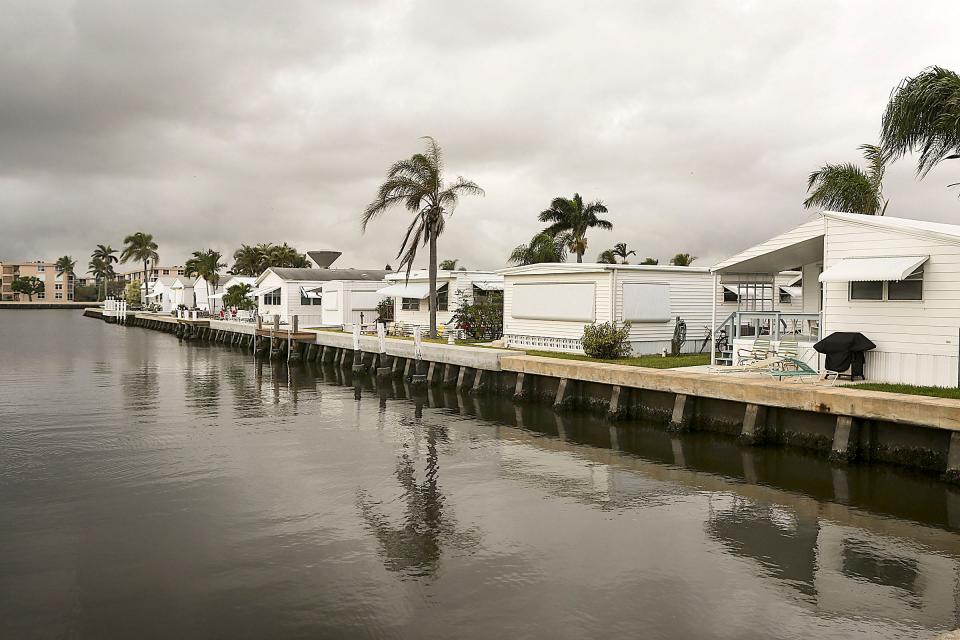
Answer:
8, 312, 960, 639
356, 419, 478, 578
707, 496, 820, 597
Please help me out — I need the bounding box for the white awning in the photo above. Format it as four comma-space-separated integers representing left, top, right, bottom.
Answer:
779, 286, 802, 297
721, 285, 770, 299
473, 280, 504, 291
249, 286, 280, 298
299, 286, 321, 300
376, 283, 431, 299
819, 256, 928, 283
208, 292, 226, 300
144, 291, 161, 299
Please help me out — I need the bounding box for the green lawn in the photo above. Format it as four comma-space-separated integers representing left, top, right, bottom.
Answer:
849, 383, 960, 400
518, 350, 711, 369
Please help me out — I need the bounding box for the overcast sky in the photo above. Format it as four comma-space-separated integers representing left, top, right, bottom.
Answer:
3, 0, 959, 272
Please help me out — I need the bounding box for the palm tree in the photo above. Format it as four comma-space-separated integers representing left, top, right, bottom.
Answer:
185, 249, 227, 312
266, 243, 309, 269
640, 257, 659, 265
508, 232, 568, 265
91, 245, 118, 300
803, 144, 889, 215
55, 255, 75, 274
222, 283, 254, 310
882, 66, 960, 179
670, 253, 697, 266
120, 232, 159, 304
87, 257, 113, 301
598, 242, 636, 264
538, 193, 612, 263
362, 137, 484, 337
439, 259, 459, 270
230, 244, 262, 276
611, 242, 636, 264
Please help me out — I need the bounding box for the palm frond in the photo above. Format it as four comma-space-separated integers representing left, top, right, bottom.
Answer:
881, 66, 960, 177
803, 162, 884, 214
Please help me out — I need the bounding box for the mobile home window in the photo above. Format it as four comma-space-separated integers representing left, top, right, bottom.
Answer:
263, 289, 281, 305
723, 289, 738, 302
887, 269, 923, 301
401, 298, 420, 311
778, 292, 792, 304
849, 281, 883, 300
430, 284, 449, 312
849, 269, 923, 302
300, 291, 322, 306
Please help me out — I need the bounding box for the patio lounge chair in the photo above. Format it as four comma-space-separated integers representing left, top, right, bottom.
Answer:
737, 337, 771, 365
776, 339, 799, 359
712, 356, 784, 374
768, 357, 820, 382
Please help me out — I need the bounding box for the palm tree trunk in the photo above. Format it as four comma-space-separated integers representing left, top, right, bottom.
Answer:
428, 232, 438, 338
577, 249, 583, 263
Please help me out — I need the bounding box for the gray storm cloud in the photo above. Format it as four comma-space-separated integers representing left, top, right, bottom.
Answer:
2, 0, 959, 271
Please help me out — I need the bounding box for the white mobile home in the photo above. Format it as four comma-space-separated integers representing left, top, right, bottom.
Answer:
377, 270, 504, 332
143, 276, 177, 312
170, 277, 197, 309
317, 279, 385, 326
712, 211, 960, 386
498, 263, 715, 355
252, 267, 389, 326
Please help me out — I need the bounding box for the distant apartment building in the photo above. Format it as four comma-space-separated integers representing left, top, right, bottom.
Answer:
0, 260, 75, 302
115, 264, 185, 284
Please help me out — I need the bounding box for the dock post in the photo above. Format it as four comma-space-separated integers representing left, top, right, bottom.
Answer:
391, 356, 404, 378
352, 349, 367, 375
443, 364, 459, 388
829, 415, 858, 463
288, 340, 302, 363
945, 433, 960, 484
470, 369, 489, 395
739, 404, 767, 445
456, 366, 472, 391
339, 347, 351, 368
668, 393, 695, 432
403, 358, 413, 381
512, 372, 529, 402
607, 385, 628, 420
426, 361, 442, 385
553, 378, 575, 411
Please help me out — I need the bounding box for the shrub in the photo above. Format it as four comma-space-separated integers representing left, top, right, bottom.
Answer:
581, 321, 632, 359
450, 292, 503, 340
376, 297, 394, 322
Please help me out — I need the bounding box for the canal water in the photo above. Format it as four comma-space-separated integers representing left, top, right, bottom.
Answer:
2, 311, 960, 639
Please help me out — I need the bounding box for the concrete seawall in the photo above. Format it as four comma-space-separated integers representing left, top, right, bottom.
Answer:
88, 310, 960, 481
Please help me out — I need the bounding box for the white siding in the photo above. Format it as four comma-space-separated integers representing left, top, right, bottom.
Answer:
390, 272, 497, 330
321, 281, 385, 326
614, 269, 714, 355
503, 271, 611, 352
503, 268, 714, 355
823, 217, 960, 386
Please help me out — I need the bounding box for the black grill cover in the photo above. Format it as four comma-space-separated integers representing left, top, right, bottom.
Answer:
813, 332, 876, 373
